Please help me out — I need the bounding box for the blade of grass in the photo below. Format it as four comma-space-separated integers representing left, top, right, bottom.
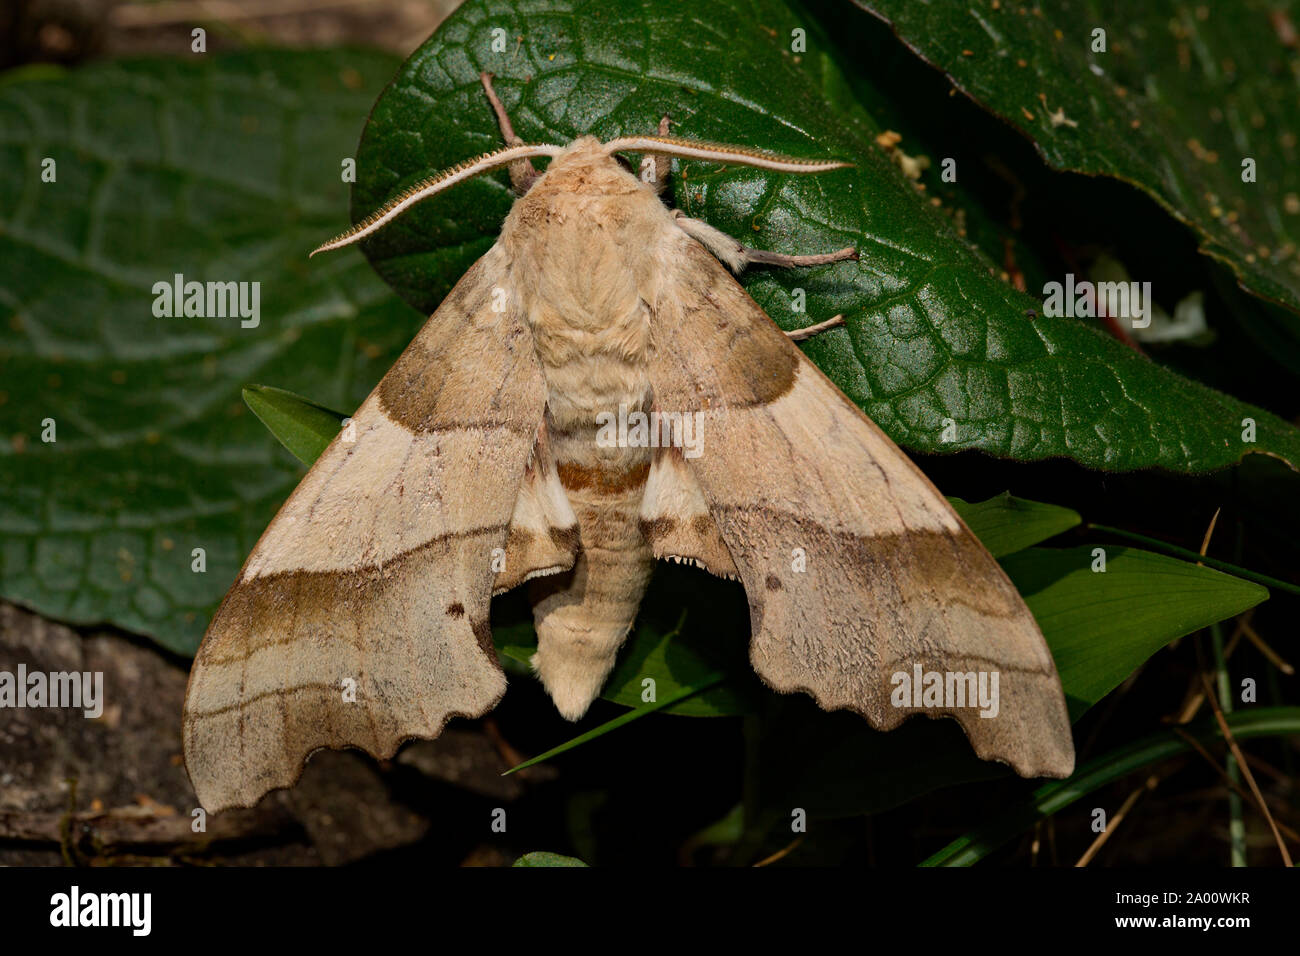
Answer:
1198, 673, 1293, 866
1074, 774, 1160, 867
921, 707, 1300, 866
1210, 622, 1248, 866
502, 672, 724, 775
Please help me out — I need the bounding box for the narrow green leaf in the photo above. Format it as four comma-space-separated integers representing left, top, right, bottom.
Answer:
1089, 523, 1300, 599
1006, 546, 1269, 718
921, 707, 1300, 867
949, 492, 1080, 557
501, 574, 758, 717
684, 803, 746, 851
242, 385, 347, 466
513, 851, 589, 867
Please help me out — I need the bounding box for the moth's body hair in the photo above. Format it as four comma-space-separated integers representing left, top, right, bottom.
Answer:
183, 74, 1074, 813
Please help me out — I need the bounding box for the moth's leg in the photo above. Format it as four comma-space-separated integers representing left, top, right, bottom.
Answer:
672, 210, 858, 273
480, 72, 539, 195
641, 115, 672, 194
785, 314, 846, 341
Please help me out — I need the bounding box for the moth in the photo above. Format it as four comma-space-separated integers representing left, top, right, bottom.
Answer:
183, 74, 1074, 812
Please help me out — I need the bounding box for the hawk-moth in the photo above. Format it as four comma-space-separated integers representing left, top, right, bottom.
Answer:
183, 74, 1073, 812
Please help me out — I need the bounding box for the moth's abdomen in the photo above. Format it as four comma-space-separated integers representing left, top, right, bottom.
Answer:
521, 285, 656, 719
528, 418, 654, 720
502, 169, 678, 719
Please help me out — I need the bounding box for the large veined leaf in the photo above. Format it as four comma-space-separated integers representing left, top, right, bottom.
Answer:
0, 52, 412, 654
2, 5, 1292, 663
350, 0, 1300, 472
855, 0, 1300, 320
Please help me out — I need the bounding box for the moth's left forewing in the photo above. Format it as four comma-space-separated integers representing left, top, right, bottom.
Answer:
646, 240, 1074, 778
184, 247, 549, 812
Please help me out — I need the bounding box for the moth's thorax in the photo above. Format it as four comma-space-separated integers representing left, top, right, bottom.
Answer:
499, 137, 680, 437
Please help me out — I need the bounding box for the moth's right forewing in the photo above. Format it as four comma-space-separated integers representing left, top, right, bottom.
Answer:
646, 240, 1074, 779
183, 246, 548, 813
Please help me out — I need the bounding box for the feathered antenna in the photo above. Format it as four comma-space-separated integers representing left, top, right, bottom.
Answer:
602, 135, 851, 174
310, 143, 565, 257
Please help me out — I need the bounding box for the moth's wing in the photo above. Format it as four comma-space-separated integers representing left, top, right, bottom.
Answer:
495, 419, 580, 594
645, 241, 1074, 778
641, 443, 739, 579
184, 246, 548, 812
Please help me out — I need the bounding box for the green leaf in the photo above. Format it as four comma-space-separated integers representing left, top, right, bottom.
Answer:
684, 803, 746, 852
242, 385, 346, 466
949, 492, 1080, 557
1089, 522, 1300, 598
513, 851, 588, 867
0, 51, 410, 654
855, 0, 1300, 321
921, 707, 1300, 867
1007, 545, 1269, 718
350, 0, 1300, 472
753, 544, 1267, 819
499, 622, 745, 717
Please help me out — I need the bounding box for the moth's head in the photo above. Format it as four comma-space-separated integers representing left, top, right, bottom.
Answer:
528, 135, 644, 197
310, 133, 849, 257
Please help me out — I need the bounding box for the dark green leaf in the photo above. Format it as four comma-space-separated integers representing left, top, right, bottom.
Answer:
855, 0, 1300, 321
0, 51, 410, 654
501, 571, 759, 716
242, 385, 346, 466
1008, 545, 1268, 718
351, 0, 1300, 472
503, 673, 724, 774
